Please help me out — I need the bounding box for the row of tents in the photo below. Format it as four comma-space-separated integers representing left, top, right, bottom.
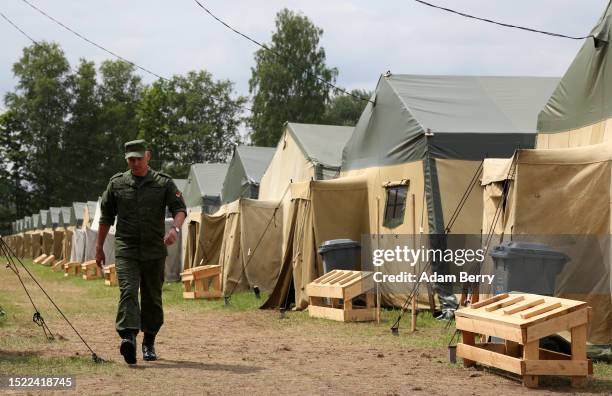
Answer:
6, 1, 612, 359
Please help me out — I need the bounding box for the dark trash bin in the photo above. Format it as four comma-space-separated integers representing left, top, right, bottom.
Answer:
490, 241, 570, 296
318, 239, 361, 273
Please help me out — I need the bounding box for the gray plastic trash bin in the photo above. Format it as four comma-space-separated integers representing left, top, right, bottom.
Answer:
490, 241, 569, 296
318, 239, 360, 273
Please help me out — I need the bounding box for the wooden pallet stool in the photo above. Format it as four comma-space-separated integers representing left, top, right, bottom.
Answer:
180, 265, 222, 299
41, 254, 55, 266
81, 260, 101, 280
306, 270, 378, 322
52, 258, 67, 272
455, 293, 592, 388
103, 264, 117, 286
33, 253, 47, 264
63, 261, 81, 277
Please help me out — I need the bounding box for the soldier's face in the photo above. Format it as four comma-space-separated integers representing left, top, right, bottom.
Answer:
127, 151, 151, 175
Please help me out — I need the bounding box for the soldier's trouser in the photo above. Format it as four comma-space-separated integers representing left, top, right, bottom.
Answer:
115, 257, 165, 336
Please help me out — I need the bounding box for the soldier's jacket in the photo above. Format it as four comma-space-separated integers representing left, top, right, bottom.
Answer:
100, 168, 187, 260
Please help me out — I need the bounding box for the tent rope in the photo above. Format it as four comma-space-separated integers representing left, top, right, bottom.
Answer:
0, 237, 106, 363
224, 183, 292, 301
389, 157, 486, 333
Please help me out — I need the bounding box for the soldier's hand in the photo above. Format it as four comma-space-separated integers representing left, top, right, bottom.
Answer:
95, 247, 105, 268
164, 228, 177, 246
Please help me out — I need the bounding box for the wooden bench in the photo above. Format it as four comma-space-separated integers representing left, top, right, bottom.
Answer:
455, 293, 591, 388
81, 260, 101, 280
306, 270, 378, 322
41, 254, 56, 266
52, 258, 67, 272
63, 261, 81, 277
180, 265, 222, 299
103, 264, 117, 286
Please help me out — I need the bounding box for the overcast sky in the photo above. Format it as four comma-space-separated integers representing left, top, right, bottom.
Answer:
0, 0, 608, 111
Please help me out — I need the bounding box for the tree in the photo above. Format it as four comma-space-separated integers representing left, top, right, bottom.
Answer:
249, 9, 337, 146
0, 111, 28, 234
138, 71, 246, 177
63, 59, 104, 201
323, 89, 372, 126
98, 60, 144, 179
4, 42, 71, 210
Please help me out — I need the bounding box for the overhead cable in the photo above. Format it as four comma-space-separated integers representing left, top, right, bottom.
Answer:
413, 0, 594, 40
19, 0, 169, 81
191, 0, 374, 104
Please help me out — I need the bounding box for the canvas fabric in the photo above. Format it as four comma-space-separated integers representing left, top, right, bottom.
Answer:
481, 143, 612, 345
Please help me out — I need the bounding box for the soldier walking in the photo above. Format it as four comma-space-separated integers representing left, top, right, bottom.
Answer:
96, 140, 186, 364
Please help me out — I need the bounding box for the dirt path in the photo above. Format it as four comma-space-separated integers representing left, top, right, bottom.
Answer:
0, 262, 610, 395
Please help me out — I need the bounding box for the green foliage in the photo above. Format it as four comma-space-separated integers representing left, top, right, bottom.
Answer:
138, 71, 246, 177
323, 89, 372, 126
249, 8, 337, 146
4, 42, 71, 211
1, 42, 247, 223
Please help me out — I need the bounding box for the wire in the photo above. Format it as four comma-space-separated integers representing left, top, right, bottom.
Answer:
413, 0, 594, 40
4, 2, 253, 113
0, 10, 39, 44
19, 0, 168, 81
191, 0, 373, 105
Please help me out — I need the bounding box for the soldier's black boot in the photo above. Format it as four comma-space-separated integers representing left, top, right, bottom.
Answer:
142, 333, 157, 361
119, 330, 137, 365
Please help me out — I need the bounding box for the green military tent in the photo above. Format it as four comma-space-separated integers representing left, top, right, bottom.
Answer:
173, 178, 187, 193
221, 145, 275, 203
538, 1, 612, 148
32, 214, 41, 230
71, 202, 87, 228
183, 163, 229, 214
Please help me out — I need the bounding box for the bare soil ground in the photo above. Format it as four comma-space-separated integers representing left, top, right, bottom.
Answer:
0, 259, 610, 395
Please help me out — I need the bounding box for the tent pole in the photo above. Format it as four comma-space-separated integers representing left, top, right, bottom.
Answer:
411, 193, 417, 332
376, 196, 381, 324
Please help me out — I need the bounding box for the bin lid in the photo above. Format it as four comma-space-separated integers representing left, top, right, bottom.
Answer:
490, 241, 570, 262
318, 239, 360, 254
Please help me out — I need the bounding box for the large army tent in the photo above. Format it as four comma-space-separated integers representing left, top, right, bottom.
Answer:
30, 214, 42, 258
537, 2, 612, 148
183, 163, 229, 213
84, 199, 115, 266
221, 146, 275, 203
182, 209, 227, 271
340, 73, 558, 309
38, 210, 54, 256
83, 201, 98, 228
69, 202, 88, 262
218, 199, 283, 295
164, 218, 183, 282
59, 207, 76, 263
32, 214, 40, 229
60, 207, 75, 227
39, 210, 49, 229
47, 207, 64, 259
259, 123, 354, 202
71, 202, 86, 228
263, 177, 370, 309
49, 207, 62, 228
173, 178, 187, 193
23, 216, 32, 231
480, 144, 611, 350
259, 123, 354, 255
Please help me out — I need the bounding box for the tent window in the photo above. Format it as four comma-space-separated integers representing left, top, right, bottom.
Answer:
383, 184, 408, 228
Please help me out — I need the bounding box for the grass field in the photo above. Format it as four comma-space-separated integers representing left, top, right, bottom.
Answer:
0, 257, 610, 394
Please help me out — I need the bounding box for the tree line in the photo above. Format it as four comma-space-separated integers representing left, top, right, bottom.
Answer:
0, 9, 371, 234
